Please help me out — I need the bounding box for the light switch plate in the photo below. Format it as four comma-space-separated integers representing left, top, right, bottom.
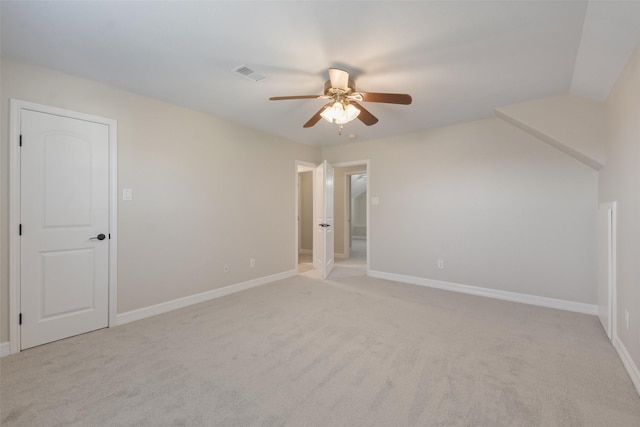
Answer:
123, 188, 133, 201
372, 197, 379, 205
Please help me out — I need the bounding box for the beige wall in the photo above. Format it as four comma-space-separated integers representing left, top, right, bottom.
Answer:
599, 42, 640, 371
323, 117, 598, 304
299, 171, 313, 251
333, 165, 366, 257
0, 58, 320, 341
495, 94, 606, 169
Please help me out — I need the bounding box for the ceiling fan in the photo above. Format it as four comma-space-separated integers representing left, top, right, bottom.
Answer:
269, 68, 412, 129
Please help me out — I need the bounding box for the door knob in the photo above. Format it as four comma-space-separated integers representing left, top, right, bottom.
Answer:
90, 233, 106, 241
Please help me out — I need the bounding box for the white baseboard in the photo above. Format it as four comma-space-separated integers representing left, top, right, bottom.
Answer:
298, 249, 312, 254
367, 270, 597, 315
117, 270, 296, 326
0, 341, 10, 358
334, 253, 347, 259
614, 336, 640, 397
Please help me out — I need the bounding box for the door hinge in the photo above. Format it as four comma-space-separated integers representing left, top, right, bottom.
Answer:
19, 224, 22, 236
19, 134, 22, 147
19, 313, 22, 325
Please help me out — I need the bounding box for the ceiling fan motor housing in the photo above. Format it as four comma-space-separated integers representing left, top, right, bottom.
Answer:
324, 79, 357, 96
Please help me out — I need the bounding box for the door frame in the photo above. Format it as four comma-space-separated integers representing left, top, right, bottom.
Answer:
8, 99, 118, 354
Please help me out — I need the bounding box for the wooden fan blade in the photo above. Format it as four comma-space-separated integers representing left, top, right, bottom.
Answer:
269, 95, 321, 101
303, 104, 330, 128
359, 92, 412, 105
329, 68, 349, 90
351, 102, 379, 126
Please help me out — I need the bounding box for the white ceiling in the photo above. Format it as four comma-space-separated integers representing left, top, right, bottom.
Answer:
2, 1, 640, 147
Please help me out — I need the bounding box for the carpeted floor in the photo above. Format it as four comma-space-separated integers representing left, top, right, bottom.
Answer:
1, 272, 639, 426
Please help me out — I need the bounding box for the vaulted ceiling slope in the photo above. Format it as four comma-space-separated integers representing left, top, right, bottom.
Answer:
2, 1, 640, 147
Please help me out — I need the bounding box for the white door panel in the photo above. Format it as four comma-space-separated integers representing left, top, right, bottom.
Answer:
313, 165, 324, 272
41, 249, 95, 318
20, 110, 110, 349
325, 162, 334, 278
43, 134, 93, 226
313, 160, 334, 279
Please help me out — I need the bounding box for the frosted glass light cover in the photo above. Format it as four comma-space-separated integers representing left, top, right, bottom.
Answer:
321, 102, 360, 124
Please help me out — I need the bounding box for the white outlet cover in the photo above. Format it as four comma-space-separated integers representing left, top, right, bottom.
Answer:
372, 197, 379, 205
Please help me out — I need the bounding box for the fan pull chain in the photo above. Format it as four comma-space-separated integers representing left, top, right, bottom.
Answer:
338, 124, 343, 135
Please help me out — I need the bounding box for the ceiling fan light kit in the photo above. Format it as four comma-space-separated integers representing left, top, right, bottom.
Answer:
320, 102, 360, 125
269, 68, 412, 131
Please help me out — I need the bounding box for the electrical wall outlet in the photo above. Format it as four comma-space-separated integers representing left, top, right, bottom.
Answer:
250, 258, 255, 268
224, 264, 229, 273
437, 259, 444, 269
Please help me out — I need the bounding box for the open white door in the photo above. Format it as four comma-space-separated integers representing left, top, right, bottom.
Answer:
313, 160, 334, 279
597, 202, 616, 341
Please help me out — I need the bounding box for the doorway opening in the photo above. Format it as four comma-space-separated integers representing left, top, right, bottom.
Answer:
346, 172, 367, 266
296, 162, 315, 274
297, 166, 314, 273
295, 160, 369, 278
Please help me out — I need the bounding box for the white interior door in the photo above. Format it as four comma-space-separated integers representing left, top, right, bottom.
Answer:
20, 109, 110, 349
597, 202, 616, 341
313, 160, 334, 279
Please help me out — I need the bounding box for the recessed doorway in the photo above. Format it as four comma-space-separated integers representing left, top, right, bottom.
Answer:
294, 160, 370, 279
295, 162, 315, 274
297, 166, 314, 273
347, 173, 367, 265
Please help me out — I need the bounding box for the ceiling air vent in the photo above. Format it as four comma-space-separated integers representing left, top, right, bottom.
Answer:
232, 65, 266, 82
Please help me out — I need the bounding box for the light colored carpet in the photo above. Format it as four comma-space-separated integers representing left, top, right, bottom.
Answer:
297, 252, 313, 273
2, 273, 640, 426
347, 238, 367, 262
298, 263, 314, 273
